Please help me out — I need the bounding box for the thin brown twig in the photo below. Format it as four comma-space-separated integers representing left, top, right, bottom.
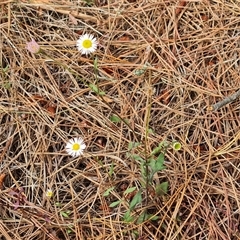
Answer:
210, 89, 240, 111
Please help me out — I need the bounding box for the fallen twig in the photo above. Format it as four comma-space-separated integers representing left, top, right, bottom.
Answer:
210, 89, 240, 111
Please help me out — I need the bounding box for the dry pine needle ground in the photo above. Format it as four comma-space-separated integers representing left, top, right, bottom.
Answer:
0, 0, 240, 239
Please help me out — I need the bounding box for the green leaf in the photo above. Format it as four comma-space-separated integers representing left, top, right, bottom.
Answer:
124, 187, 137, 195
134, 65, 148, 76
149, 153, 165, 173
136, 211, 148, 224
131, 154, 144, 162
97, 159, 104, 167
134, 69, 146, 76
60, 211, 70, 218
148, 128, 154, 134
66, 225, 73, 234
109, 200, 122, 208
99, 91, 106, 96
103, 186, 115, 197
150, 215, 159, 221
128, 141, 140, 150
110, 115, 121, 123
83, 0, 93, 6
129, 190, 142, 211
89, 83, 99, 93
151, 146, 162, 156
151, 141, 168, 155
108, 163, 114, 176
132, 230, 139, 238
136, 212, 159, 224
55, 202, 62, 207
3, 82, 11, 89
155, 153, 165, 170
89, 83, 105, 95
156, 181, 168, 196
123, 210, 135, 223
2, 65, 9, 73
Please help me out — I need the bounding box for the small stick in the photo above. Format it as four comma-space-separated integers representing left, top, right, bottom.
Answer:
210, 89, 240, 111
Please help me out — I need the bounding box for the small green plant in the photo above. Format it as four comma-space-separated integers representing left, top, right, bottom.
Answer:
60, 210, 71, 218
108, 162, 115, 177
109, 115, 121, 123
103, 186, 115, 197
55, 202, 74, 234
1, 65, 11, 89
133, 62, 150, 76
82, 0, 94, 6
104, 139, 181, 224
89, 83, 106, 96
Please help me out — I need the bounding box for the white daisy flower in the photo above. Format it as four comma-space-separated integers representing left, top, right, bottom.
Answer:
65, 137, 86, 157
76, 34, 98, 55
46, 189, 53, 198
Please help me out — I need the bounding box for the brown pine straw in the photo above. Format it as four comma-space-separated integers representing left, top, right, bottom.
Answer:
0, 0, 240, 239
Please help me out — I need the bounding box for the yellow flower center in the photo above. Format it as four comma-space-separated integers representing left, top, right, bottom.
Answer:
82, 39, 92, 49
46, 190, 53, 198
72, 143, 81, 151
